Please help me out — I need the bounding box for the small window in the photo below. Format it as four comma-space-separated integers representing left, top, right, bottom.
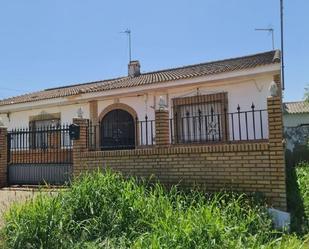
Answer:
29, 119, 60, 149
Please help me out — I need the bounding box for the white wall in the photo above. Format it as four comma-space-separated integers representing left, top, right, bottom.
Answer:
0, 103, 89, 129
1, 73, 274, 141
94, 75, 272, 141
283, 113, 309, 128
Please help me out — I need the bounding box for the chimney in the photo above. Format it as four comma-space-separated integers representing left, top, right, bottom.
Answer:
128, 60, 140, 77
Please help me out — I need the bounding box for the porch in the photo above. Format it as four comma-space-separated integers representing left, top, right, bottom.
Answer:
86, 102, 268, 151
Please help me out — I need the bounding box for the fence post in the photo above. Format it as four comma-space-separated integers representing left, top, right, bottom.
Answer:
72, 118, 89, 177
267, 74, 287, 211
155, 109, 170, 146
0, 124, 8, 187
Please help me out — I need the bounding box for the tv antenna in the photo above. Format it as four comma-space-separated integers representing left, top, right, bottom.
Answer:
121, 29, 132, 62
255, 28, 275, 50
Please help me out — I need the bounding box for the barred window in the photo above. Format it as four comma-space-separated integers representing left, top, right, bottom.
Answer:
172, 93, 228, 143
29, 119, 60, 149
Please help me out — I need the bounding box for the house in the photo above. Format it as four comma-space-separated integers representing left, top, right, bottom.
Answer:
283, 101, 309, 165
0, 50, 288, 210
283, 101, 309, 128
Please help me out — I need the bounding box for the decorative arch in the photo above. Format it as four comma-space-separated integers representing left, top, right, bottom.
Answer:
99, 103, 138, 121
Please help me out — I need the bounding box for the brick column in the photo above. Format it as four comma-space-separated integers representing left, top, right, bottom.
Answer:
155, 110, 170, 146
0, 126, 8, 187
89, 100, 98, 122
72, 118, 89, 176
89, 100, 100, 149
267, 93, 287, 211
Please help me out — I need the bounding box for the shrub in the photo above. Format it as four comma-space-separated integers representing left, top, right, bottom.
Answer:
2, 170, 308, 248
287, 161, 309, 235
296, 163, 309, 220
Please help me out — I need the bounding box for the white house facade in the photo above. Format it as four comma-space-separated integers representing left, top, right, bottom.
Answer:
0, 50, 289, 210
0, 50, 281, 148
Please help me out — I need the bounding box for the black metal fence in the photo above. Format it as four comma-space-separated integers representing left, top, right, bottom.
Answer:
7, 124, 73, 164
170, 104, 268, 144
88, 116, 155, 150
86, 104, 268, 150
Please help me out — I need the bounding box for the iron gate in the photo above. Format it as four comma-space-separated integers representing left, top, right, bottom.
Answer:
7, 124, 73, 185
100, 109, 135, 150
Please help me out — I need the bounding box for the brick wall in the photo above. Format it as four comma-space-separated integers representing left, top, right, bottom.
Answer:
10, 149, 72, 164
75, 141, 285, 210
73, 84, 287, 210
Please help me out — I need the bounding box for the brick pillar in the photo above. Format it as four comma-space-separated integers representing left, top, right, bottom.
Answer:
72, 118, 89, 176
89, 100, 98, 122
155, 110, 170, 146
0, 126, 8, 187
89, 100, 100, 149
267, 89, 287, 210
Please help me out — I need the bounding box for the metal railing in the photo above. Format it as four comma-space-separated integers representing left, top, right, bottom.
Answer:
170, 105, 268, 144
7, 124, 73, 164
87, 105, 268, 150
88, 116, 155, 150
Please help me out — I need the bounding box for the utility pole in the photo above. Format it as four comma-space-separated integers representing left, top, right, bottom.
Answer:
255, 28, 275, 50
280, 0, 285, 90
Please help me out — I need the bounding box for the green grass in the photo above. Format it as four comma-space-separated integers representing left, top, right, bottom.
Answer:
1, 170, 308, 249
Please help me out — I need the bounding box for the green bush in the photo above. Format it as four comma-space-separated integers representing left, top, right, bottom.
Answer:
2, 170, 308, 249
296, 163, 309, 220
287, 161, 309, 235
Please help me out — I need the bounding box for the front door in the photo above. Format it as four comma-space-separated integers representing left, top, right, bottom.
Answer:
100, 109, 135, 150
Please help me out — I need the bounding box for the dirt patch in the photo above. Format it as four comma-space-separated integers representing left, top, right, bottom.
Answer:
0, 187, 60, 227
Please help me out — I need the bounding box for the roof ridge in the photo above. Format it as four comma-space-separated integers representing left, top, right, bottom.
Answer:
284, 101, 309, 104
140, 50, 278, 76
0, 50, 280, 107
44, 50, 278, 93
44, 76, 127, 91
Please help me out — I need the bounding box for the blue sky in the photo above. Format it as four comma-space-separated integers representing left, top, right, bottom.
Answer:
0, 0, 308, 102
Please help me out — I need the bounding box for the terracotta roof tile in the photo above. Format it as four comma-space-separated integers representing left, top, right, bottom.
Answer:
0, 50, 280, 107
283, 101, 309, 114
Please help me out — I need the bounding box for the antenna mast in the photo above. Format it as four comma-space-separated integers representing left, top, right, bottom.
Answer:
121, 29, 132, 62
255, 28, 275, 50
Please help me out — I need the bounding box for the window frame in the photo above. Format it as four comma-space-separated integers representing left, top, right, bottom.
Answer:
172, 92, 229, 143
29, 113, 61, 149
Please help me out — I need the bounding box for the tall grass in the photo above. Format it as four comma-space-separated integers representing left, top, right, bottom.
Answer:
2, 170, 308, 249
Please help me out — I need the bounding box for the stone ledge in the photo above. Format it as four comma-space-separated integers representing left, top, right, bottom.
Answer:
82, 141, 270, 157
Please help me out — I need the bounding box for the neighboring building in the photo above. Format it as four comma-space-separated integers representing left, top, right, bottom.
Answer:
283, 101, 309, 165
0, 50, 288, 210
283, 101, 309, 127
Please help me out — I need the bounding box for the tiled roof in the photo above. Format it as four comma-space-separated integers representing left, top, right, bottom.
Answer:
0, 50, 280, 107
283, 101, 309, 114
